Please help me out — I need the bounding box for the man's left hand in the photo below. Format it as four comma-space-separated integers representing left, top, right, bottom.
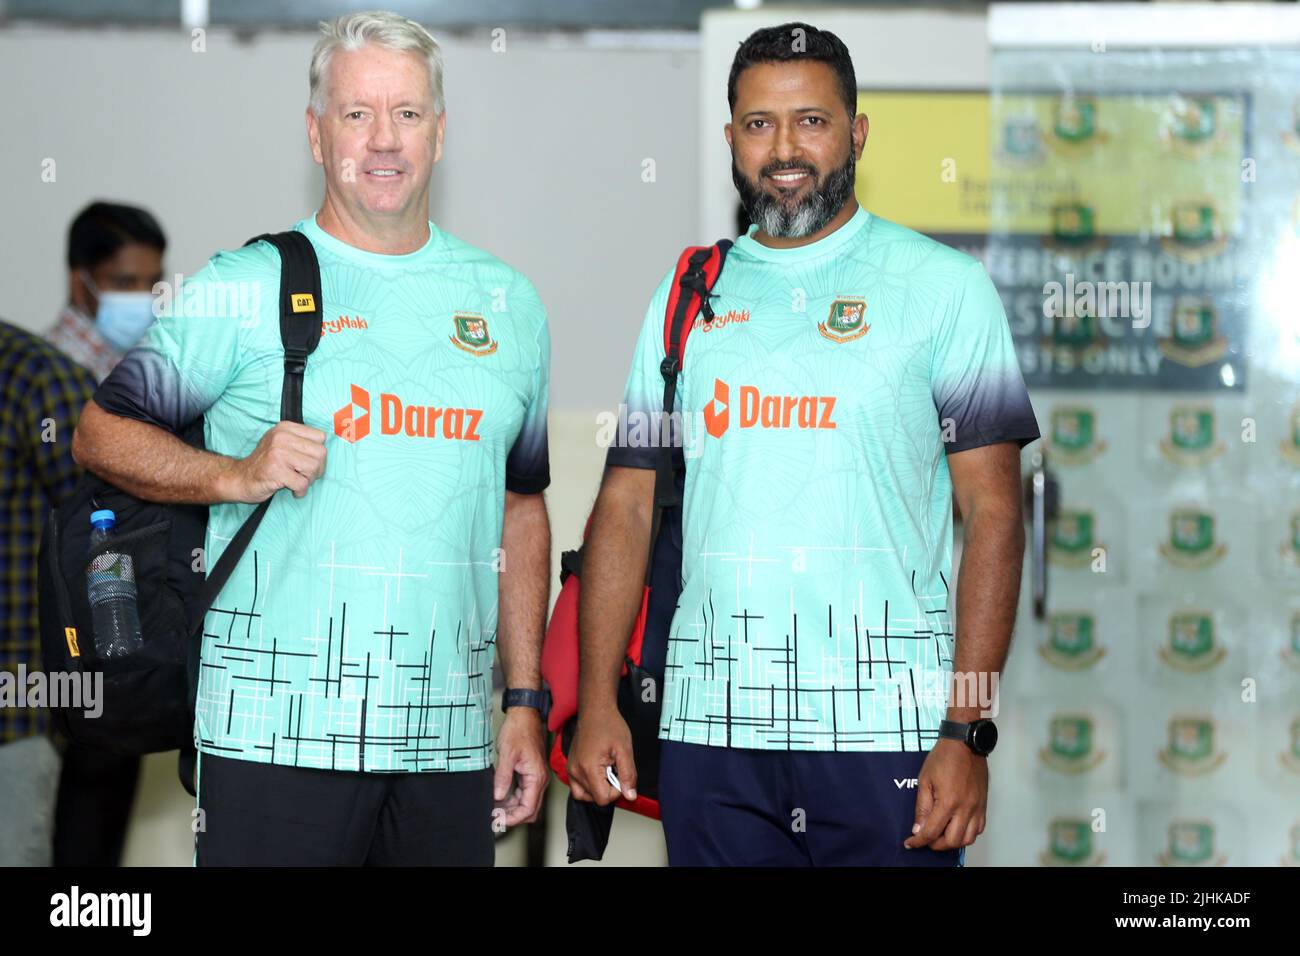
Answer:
903, 738, 988, 852
493, 706, 550, 828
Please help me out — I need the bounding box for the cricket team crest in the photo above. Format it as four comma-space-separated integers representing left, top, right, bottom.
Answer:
1280, 717, 1300, 774
449, 312, 498, 355
1160, 508, 1226, 568
1282, 512, 1300, 566
1039, 612, 1106, 670
1282, 613, 1300, 672
1049, 406, 1107, 466
1159, 612, 1225, 673
1280, 404, 1300, 466
1160, 200, 1228, 261
1040, 818, 1105, 866
1160, 406, 1224, 466
1284, 823, 1300, 867
1049, 509, 1102, 568
1159, 296, 1228, 367
1161, 95, 1226, 155
1159, 820, 1225, 867
1039, 714, 1106, 774
819, 298, 869, 343
1282, 96, 1300, 153
997, 115, 1045, 166
1047, 95, 1108, 155
1158, 716, 1226, 776
1046, 202, 1105, 253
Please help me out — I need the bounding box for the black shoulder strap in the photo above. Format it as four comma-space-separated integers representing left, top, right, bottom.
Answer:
654, 239, 732, 512
642, 239, 730, 584
186, 231, 323, 633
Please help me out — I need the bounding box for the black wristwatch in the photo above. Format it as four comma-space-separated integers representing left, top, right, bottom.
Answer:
502, 688, 550, 719
939, 718, 998, 756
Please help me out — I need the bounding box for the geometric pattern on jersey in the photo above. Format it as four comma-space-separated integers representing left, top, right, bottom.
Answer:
607, 207, 1039, 752
93, 215, 550, 772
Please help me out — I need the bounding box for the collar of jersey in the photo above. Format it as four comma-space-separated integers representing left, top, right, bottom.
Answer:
733, 204, 871, 263
298, 213, 443, 268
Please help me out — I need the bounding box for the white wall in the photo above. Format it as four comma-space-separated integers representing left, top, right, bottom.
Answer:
0, 24, 699, 413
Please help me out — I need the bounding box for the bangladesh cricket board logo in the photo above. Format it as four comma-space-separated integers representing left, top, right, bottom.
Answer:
1285, 97, 1300, 153
1160, 508, 1226, 568
1040, 818, 1105, 866
1159, 296, 1228, 367
1162, 95, 1226, 155
1282, 612, 1300, 672
1049, 406, 1106, 466
1042, 304, 1106, 361
1047, 95, 1109, 155
1160, 200, 1228, 261
1158, 716, 1226, 776
819, 298, 869, 343
1049, 509, 1102, 568
1159, 406, 1224, 466
1285, 823, 1300, 867
449, 312, 497, 355
1046, 202, 1105, 254
1281, 405, 1300, 466
1281, 716, 1300, 774
1158, 820, 1225, 867
997, 115, 1045, 166
1039, 714, 1106, 774
1159, 612, 1225, 673
1039, 612, 1106, 670
1282, 512, 1300, 566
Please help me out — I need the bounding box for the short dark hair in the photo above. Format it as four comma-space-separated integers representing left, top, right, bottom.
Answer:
727, 22, 858, 121
67, 201, 167, 271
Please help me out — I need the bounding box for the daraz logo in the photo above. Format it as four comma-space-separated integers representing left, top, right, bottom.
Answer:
333, 384, 483, 443
703, 377, 836, 438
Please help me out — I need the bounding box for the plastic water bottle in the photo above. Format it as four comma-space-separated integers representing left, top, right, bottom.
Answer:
87, 509, 143, 659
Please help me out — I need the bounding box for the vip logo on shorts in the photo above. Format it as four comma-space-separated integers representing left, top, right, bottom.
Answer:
819, 298, 869, 343
1039, 713, 1106, 774
1040, 818, 1105, 866
1038, 612, 1105, 670
332, 384, 483, 443
1160, 612, 1225, 673
1158, 716, 1226, 776
450, 312, 497, 355
703, 377, 836, 439
1158, 820, 1224, 867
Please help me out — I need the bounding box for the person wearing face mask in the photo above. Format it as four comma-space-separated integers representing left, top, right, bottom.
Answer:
43, 201, 165, 867
46, 201, 167, 384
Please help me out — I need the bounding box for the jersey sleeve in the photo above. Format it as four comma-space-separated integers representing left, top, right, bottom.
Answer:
92, 256, 248, 432
931, 259, 1041, 454
604, 267, 676, 471
504, 282, 551, 495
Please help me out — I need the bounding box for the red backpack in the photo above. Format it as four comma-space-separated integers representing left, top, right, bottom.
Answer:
542, 240, 731, 861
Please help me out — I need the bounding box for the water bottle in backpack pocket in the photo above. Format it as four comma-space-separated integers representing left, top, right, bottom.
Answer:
86, 509, 145, 660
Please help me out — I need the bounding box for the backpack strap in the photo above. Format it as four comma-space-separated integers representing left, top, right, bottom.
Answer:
186, 231, 323, 633
654, 240, 731, 512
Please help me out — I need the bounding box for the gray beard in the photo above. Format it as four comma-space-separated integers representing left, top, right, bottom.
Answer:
733, 149, 857, 240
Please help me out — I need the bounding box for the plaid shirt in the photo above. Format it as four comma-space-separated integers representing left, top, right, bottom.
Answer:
0, 320, 96, 743
45, 306, 122, 384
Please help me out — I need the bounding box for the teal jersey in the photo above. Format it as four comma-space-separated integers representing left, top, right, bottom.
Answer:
94, 215, 550, 772
607, 207, 1039, 752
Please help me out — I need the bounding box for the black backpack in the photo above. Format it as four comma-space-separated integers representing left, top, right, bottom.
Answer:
37, 231, 323, 795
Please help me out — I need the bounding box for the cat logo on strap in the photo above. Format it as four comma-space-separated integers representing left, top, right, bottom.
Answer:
291, 293, 316, 313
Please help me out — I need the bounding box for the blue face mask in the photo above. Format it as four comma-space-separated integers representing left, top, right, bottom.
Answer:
81, 272, 157, 351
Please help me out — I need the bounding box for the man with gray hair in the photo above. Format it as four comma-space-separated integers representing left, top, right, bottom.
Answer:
73, 10, 553, 865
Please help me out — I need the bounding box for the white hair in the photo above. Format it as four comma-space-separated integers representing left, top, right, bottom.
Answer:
308, 10, 445, 117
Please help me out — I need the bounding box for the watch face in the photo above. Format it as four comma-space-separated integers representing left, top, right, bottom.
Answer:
971, 720, 998, 754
